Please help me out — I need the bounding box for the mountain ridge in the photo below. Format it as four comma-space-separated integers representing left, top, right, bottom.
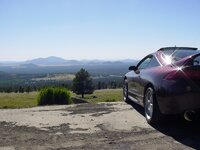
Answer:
0, 56, 137, 66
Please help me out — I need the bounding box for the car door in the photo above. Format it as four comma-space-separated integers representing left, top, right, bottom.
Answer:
127, 67, 141, 103
128, 56, 153, 104
137, 55, 161, 105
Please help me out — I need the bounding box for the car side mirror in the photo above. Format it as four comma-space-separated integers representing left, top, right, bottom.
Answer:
129, 66, 137, 71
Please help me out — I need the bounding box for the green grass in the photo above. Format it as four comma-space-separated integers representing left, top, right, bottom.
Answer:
0, 89, 123, 109
0, 92, 38, 109
72, 89, 123, 103
33, 73, 75, 81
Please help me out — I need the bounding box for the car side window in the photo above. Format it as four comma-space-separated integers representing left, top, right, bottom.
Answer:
148, 56, 160, 68
137, 55, 160, 70
137, 57, 152, 70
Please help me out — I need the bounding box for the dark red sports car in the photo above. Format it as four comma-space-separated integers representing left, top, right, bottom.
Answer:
123, 47, 200, 124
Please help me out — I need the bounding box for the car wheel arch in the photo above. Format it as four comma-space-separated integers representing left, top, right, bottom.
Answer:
143, 84, 163, 124
144, 83, 162, 109
124, 76, 127, 81
123, 77, 130, 102
144, 83, 154, 95
143, 83, 156, 104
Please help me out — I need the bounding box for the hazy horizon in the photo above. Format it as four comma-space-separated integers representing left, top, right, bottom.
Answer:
0, 55, 137, 62
1, 0, 200, 61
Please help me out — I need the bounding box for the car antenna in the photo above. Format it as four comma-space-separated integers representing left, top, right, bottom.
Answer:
173, 45, 177, 52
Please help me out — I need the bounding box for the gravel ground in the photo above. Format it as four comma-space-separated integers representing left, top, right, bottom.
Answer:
0, 102, 200, 150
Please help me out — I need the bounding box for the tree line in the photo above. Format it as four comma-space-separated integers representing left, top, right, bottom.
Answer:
0, 69, 123, 94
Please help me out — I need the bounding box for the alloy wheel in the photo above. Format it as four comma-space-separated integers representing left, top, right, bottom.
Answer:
123, 80, 129, 102
145, 88, 154, 121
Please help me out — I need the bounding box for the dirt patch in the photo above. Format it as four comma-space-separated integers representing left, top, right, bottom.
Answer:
66, 103, 114, 115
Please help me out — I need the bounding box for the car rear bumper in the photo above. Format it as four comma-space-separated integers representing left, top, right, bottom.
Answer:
157, 92, 200, 114
156, 80, 200, 114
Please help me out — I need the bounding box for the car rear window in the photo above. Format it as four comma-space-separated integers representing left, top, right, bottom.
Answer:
172, 50, 200, 61
161, 50, 200, 62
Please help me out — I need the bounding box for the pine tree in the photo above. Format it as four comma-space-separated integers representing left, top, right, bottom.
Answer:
73, 68, 94, 98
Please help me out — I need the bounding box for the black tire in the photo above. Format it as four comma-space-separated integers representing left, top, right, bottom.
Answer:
123, 80, 130, 103
144, 87, 162, 125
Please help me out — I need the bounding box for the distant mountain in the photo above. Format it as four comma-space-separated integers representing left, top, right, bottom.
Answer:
0, 56, 137, 68
121, 59, 137, 63
0, 61, 22, 66
25, 56, 69, 66
23, 56, 137, 66
0, 71, 6, 75
0, 57, 138, 75
19, 63, 38, 68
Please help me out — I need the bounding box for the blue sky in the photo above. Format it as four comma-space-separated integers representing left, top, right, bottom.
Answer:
0, 0, 200, 61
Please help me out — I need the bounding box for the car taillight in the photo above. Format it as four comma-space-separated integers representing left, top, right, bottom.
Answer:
164, 67, 200, 80
164, 70, 186, 80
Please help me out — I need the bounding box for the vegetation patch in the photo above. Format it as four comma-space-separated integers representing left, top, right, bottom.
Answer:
73, 89, 123, 103
37, 87, 72, 106
0, 89, 122, 109
0, 92, 38, 109
32, 73, 75, 81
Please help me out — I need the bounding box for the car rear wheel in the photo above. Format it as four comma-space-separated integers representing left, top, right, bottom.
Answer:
144, 87, 162, 124
123, 80, 130, 102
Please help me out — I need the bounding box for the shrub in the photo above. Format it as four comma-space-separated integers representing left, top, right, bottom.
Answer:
37, 87, 72, 106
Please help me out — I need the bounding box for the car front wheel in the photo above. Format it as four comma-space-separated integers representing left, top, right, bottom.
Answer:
123, 80, 130, 102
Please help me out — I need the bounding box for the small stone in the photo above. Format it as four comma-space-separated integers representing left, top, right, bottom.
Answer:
55, 132, 63, 135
